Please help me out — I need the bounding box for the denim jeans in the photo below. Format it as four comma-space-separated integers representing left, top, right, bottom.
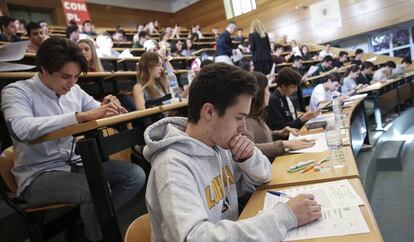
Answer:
21, 160, 146, 241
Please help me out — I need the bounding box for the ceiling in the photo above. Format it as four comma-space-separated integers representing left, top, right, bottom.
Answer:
86, 0, 200, 13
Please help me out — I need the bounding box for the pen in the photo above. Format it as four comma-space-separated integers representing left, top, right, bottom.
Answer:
288, 159, 314, 170
301, 157, 330, 173
267, 190, 293, 199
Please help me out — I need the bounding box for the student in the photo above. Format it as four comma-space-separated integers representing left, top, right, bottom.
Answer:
144, 63, 321, 242
268, 67, 320, 130
212, 26, 220, 40
215, 21, 237, 64
171, 24, 181, 39
133, 24, 145, 43
239, 57, 255, 72
112, 26, 127, 42
133, 52, 169, 110
291, 56, 310, 111
245, 72, 315, 161
318, 43, 336, 59
372, 60, 396, 83
0, 16, 19, 42
273, 44, 291, 64
15, 19, 26, 33
356, 61, 374, 85
313, 55, 335, 77
249, 19, 272, 74
170, 40, 183, 57
392, 57, 412, 77
96, 33, 120, 58
38, 20, 49, 36
309, 72, 344, 111
81, 20, 97, 37
133, 31, 150, 48
341, 65, 363, 96
300, 45, 313, 61
78, 38, 104, 72
66, 24, 80, 43
25, 22, 46, 54
153, 20, 160, 33
145, 21, 157, 35
181, 38, 194, 57
1, 38, 145, 242
290, 40, 301, 57
333, 51, 348, 68
158, 32, 171, 51
234, 28, 244, 42
351, 48, 364, 66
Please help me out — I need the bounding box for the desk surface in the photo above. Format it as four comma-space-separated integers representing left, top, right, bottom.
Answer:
260, 146, 359, 190
357, 71, 414, 93
240, 178, 383, 242
31, 101, 188, 144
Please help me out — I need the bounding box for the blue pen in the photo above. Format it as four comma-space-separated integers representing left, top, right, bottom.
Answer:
267, 190, 293, 199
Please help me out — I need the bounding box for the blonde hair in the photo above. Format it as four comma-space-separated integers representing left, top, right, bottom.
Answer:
78, 38, 104, 72
250, 19, 266, 38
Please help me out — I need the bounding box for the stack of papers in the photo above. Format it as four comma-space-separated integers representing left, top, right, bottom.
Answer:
0, 41, 36, 71
346, 93, 368, 102
288, 132, 328, 153
307, 113, 335, 125
264, 179, 370, 241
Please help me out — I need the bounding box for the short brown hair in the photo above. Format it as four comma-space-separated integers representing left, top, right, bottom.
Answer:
275, 67, 301, 87
187, 63, 258, 124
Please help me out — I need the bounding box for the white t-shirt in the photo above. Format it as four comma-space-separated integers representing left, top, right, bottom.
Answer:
341, 76, 357, 96
372, 68, 388, 82
309, 83, 332, 111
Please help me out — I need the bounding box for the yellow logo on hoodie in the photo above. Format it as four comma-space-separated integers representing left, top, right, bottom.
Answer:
205, 165, 235, 209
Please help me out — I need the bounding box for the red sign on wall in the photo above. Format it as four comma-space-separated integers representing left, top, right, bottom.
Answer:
61, 0, 91, 25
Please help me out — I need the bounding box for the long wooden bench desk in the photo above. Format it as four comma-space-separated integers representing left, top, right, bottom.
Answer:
241, 95, 381, 241
30, 101, 188, 242
357, 71, 414, 130
240, 178, 383, 242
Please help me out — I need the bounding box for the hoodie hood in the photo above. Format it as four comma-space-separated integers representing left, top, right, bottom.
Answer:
143, 117, 216, 163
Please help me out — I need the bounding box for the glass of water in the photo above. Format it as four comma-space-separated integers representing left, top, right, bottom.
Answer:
325, 122, 345, 168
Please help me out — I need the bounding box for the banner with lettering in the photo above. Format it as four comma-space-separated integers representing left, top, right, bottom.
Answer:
61, 0, 91, 25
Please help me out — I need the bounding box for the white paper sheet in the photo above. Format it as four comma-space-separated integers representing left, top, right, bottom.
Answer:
306, 65, 319, 76
346, 93, 368, 101
263, 179, 369, 241
0, 62, 36, 72
288, 132, 328, 153
307, 113, 335, 124
0, 41, 29, 62
231, 49, 243, 63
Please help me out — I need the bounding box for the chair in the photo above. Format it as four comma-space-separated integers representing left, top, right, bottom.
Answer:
0, 147, 79, 242
124, 213, 152, 242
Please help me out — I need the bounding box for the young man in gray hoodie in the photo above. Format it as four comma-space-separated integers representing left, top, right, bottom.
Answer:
144, 63, 322, 242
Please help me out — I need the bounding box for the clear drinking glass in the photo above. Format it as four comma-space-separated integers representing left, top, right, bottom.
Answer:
325, 123, 345, 168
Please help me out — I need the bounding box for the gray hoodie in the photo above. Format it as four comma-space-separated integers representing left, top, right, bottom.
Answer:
144, 117, 298, 242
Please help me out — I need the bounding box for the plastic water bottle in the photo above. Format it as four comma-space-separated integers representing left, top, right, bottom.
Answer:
325, 122, 345, 168
168, 77, 180, 100
332, 95, 342, 123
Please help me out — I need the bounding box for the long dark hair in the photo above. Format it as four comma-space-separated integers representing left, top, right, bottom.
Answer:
136, 52, 168, 98
249, 71, 268, 120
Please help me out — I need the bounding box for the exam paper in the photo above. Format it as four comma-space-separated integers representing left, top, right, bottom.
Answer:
263, 180, 369, 241
288, 132, 328, 153
264, 179, 365, 209
0, 62, 36, 72
346, 93, 368, 101
306, 65, 318, 76
307, 113, 335, 124
0, 41, 28, 62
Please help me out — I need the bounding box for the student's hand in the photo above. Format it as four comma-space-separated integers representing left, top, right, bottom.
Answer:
339, 95, 349, 102
76, 103, 120, 123
102, 94, 127, 114
266, 74, 275, 84
356, 84, 363, 89
229, 135, 255, 161
276, 126, 299, 137
287, 194, 322, 226
283, 139, 315, 150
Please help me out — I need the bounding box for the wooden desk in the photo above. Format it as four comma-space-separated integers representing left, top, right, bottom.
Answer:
31, 100, 188, 241
260, 146, 359, 190
193, 48, 216, 56
240, 178, 383, 242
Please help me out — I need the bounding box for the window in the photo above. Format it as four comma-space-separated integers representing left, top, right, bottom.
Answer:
391, 28, 409, 47
224, 0, 256, 19
371, 33, 390, 52
394, 48, 411, 59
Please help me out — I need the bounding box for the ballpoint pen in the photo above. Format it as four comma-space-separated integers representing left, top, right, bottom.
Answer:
288, 159, 314, 171
301, 157, 329, 173
267, 190, 293, 199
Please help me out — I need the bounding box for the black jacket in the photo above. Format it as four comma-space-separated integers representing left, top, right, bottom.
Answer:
249, 32, 272, 62
216, 30, 233, 57
356, 72, 372, 85
268, 89, 303, 130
